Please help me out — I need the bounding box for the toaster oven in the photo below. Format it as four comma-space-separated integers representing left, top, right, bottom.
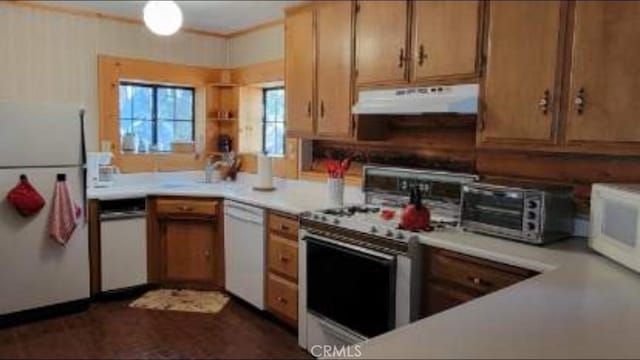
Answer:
460, 181, 574, 244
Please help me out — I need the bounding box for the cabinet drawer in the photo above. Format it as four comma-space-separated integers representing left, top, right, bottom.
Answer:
157, 198, 218, 217
268, 234, 298, 280
268, 213, 298, 239
429, 249, 533, 294
267, 273, 298, 325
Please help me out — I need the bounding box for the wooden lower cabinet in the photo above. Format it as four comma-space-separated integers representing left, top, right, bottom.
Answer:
266, 211, 299, 327
149, 197, 224, 288
421, 246, 538, 317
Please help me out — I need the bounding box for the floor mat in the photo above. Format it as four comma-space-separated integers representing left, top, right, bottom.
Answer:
130, 289, 230, 314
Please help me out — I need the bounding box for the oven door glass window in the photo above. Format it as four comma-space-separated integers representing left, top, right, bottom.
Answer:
306, 237, 396, 338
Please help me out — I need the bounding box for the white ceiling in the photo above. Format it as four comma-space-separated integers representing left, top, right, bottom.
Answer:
35, 1, 303, 34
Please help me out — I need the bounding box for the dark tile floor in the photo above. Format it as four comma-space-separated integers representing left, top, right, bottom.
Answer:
0, 299, 311, 359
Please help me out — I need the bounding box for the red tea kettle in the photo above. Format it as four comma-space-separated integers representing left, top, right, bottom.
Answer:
400, 186, 431, 231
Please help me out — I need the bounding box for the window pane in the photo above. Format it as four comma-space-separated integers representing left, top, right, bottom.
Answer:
174, 121, 193, 142
263, 88, 285, 156
157, 120, 174, 152
176, 89, 193, 120
119, 85, 133, 119
120, 120, 132, 138
265, 123, 276, 155
132, 86, 152, 120
157, 88, 176, 120
275, 122, 285, 156
132, 120, 153, 148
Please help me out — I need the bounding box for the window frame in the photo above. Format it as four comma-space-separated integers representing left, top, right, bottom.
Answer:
119, 81, 196, 151
261, 86, 286, 156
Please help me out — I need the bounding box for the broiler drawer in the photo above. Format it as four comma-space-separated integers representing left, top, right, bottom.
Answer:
429, 248, 536, 294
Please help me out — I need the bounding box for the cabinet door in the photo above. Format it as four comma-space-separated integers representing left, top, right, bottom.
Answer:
481, 1, 564, 144
565, 2, 640, 146
163, 220, 215, 282
355, 0, 409, 86
316, 0, 353, 138
412, 1, 480, 81
285, 8, 315, 136
422, 282, 475, 317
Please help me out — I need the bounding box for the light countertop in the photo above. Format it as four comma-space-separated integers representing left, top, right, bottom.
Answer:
87, 171, 364, 215
348, 229, 640, 359
90, 171, 640, 359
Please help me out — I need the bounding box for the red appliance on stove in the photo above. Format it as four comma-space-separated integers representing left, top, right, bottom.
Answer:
400, 187, 431, 231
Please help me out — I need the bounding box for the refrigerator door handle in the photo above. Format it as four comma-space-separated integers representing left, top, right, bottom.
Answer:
79, 109, 88, 224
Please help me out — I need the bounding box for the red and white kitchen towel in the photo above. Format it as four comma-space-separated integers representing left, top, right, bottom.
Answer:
48, 177, 81, 245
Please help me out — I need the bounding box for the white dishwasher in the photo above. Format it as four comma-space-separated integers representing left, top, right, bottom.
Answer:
224, 200, 266, 309
99, 198, 148, 293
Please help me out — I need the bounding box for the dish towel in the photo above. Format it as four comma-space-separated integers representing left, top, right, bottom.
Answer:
48, 178, 81, 245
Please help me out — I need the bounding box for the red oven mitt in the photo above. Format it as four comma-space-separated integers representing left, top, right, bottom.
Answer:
6, 175, 46, 217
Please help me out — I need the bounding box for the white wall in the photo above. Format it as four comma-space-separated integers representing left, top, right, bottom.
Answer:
228, 24, 285, 67
0, 5, 227, 151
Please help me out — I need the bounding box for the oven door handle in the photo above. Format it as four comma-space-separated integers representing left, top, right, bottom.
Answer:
303, 234, 396, 262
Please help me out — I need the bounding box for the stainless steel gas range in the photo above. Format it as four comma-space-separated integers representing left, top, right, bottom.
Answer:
298, 166, 477, 352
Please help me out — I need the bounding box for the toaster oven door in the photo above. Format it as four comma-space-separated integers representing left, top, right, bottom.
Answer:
462, 187, 524, 235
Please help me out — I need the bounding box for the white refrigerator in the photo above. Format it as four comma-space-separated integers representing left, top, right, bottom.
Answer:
0, 101, 89, 315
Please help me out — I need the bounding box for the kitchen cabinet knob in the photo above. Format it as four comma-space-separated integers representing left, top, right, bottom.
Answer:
204, 251, 210, 258
178, 205, 193, 212
467, 275, 491, 288
575, 87, 585, 115
398, 48, 406, 68
280, 224, 290, 231
320, 101, 325, 118
538, 90, 550, 115
277, 296, 288, 304
418, 44, 427, 66
307, 101, 311, 117
278, 254, 289, 262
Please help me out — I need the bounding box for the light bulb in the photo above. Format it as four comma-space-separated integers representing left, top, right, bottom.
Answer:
143, 1, 183, 36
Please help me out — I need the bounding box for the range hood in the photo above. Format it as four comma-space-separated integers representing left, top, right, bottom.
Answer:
352, 83, 479, 115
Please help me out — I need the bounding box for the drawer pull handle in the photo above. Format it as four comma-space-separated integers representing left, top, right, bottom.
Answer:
467, 276, 491, 288
279, 254, 289, 262
178, 205, 194, 212
277, 296, 288, 304
204, 251, 210, 258
280, 224, 290, 232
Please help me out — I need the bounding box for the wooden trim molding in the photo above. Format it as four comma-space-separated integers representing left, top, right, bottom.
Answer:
7, 1, 288, 39
98, 55, 225, 173
231, 59, 285, 85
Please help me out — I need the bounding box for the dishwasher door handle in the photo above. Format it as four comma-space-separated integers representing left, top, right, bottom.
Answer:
99, 211, 147, 221
225, 212, 264, 226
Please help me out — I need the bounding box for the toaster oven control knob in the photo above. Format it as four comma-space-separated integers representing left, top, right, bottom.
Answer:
527, 211, 536, 220
527, 222, 536, 231
528, 200, 538, 209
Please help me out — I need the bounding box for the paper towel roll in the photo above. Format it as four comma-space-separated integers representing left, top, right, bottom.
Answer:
256, 153, 274, 189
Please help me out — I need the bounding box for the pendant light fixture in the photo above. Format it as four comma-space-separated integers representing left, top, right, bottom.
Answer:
143, 1, 183, 36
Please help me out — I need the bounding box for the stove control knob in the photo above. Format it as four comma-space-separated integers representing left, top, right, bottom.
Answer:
386, 230, 394, 237
321, 216, 328, 222
396, 232, 405, 240
370, 226, 378, 234
333, 218, 340, 225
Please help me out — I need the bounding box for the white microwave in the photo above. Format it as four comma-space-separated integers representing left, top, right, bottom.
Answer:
590, 183, 640, 272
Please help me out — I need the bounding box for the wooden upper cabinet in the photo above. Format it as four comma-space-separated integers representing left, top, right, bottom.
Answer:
316, 1, 353, 138
481, 1, 564, 144
412, 1, 480, 81
565, 2, 640, 146
285, 8, 315, 136
355, 0, 409, 86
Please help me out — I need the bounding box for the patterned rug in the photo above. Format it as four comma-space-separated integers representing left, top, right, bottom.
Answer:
130, 289, 230, 314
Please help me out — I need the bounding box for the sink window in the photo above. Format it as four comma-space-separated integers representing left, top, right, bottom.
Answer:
119, 82, 195, 153
262, 87, 285, 156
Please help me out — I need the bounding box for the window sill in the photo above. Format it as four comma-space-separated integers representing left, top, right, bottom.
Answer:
114, 152, 205, 173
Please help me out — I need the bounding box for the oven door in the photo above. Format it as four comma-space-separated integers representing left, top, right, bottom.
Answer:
305, 235, 396, 338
